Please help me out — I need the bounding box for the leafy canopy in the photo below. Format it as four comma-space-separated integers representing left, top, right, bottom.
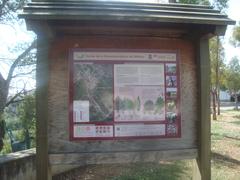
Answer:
231, 23, 240, 47
225, 57, 240, 93
178, 0, 209, 5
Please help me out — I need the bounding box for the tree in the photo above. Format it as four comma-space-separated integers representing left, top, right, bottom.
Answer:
179, 0, 229, 120
209, 36, 225, 120
225, 57, 240, 110
0, 41, 36, 151
231, 23, 240, 47
0, 0, 27, 22
211, 0, 228, 117
17, 93, 36, 148
178, 0, 209, 5
0, 0, 36, 151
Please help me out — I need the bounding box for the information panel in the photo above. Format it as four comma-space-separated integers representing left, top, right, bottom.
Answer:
70, 50, 181, 140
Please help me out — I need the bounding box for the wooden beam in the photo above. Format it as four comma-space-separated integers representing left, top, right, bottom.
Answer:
196, 36, 211, 180
49, 149, 198, 165
36, 30, 52, 180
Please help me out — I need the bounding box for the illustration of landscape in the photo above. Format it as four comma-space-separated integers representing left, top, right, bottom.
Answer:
114, 86, 165, 121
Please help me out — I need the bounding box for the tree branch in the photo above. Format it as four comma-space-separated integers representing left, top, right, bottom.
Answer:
11, 69, 36, 79
0, 72, 5, 82
0, 0, 9, 17
6, 39, 37, 86
5, 89, 25, 107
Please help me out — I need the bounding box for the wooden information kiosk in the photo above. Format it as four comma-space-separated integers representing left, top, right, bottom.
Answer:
20, 1, 234, 179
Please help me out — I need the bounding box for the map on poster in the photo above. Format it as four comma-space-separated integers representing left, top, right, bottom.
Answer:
71, 50, 180, 140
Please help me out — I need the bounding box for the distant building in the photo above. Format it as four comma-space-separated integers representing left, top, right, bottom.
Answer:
219, 90, 230, 101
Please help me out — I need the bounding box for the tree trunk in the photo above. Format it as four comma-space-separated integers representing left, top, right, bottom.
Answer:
216, 36, 220, 115
217, 90, 221, 115
212, 90, 217, 120
0, 114, 5, 151
0, 76, 9, 151
235, 94, 239, 110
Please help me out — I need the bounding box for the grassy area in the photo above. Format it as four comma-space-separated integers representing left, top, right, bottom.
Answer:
54, 110, 240, 180
108, 161, 191, 180
53, 161, 192, 180
211, 110, 240, 180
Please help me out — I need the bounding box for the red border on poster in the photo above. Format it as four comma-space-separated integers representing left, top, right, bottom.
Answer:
69, 49, 181, 141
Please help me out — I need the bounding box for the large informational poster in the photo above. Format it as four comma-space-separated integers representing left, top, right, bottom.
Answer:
70, 50, 180, 140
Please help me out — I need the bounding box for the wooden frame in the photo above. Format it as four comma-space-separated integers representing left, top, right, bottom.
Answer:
69, 49, 181, 141
33, 28, 212, 180
196, 36, 211, 180
36, 34, 52, 180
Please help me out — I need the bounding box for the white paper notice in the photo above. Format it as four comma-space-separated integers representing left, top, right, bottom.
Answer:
73, 100, 89, 122
114, 64, 164, 86
115, 124, 165, 137
74, 125, 114, 138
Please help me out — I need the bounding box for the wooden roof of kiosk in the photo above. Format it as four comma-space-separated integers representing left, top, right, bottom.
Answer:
20, 0, 234, 30
20, 1, 234, 180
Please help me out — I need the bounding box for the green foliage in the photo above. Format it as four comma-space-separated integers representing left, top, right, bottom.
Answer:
155, 97, 164, 108
225, 57, 240, 93
178, 0, 228, 11
2, 93, 36, 152
115, 96, 121, 111
231, 23, 240, 47
178, 0, 209, 5
0, 0, 28, 22
0, 115, 6, 150
110, 162, 190, 180
154, 96, 164, 113
136, 96, 141, 111
0, 137, 12, 155
115, 97, 135, 111
17, 94, 36, 148
124, 99, 135, 110
209, 37, 226, 89
144, 100, 154, 111
0, 0, 36, 152
225, 57, 240, 109
212, 0, 228, 11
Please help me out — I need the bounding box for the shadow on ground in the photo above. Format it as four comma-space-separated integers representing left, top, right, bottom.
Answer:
212, 152, 240, 168
53, 161, 191, 180
230, 119, 240, 125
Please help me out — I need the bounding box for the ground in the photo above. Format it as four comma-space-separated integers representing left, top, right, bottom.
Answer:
211, 110, 240, 180
53, 110, 240, 180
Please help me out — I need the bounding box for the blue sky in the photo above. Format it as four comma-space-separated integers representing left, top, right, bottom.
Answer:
0, 0, 239, 93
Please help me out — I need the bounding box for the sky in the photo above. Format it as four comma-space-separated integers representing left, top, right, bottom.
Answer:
222, 0, 240, 62
0, 0, 239, 93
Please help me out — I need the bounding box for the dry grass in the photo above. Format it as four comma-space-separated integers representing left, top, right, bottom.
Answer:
211, 110, 240, 180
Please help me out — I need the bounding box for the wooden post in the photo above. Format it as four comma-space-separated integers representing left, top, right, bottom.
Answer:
36, 32, 52, 180
194, 36, 211, 180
